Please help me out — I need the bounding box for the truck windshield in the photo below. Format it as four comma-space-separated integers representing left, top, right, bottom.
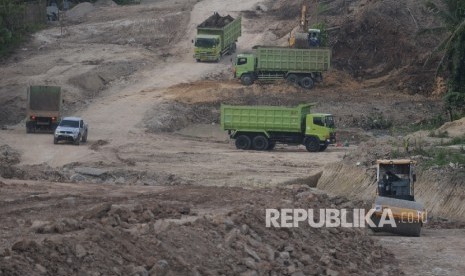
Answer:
195, 38, 218, 48
59, 120, 79, 128
325, 116, 335, 128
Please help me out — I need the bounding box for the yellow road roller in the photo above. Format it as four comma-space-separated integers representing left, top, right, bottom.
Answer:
370, 159, 427, 237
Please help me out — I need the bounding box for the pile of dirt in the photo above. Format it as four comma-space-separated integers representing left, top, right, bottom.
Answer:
94, 0, 117, 7
68, 60, 140, 98
66, 2, 95, 22
0, 162, 191, 186
437, 117, 465, 137
0, 145, 21, 179
198, 13, 234, 28
143, 101, 219, 132
0, 145, 21, 166
0, 185, 403, 275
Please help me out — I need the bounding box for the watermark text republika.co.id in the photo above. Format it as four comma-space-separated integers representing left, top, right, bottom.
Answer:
265, 208, 427, 228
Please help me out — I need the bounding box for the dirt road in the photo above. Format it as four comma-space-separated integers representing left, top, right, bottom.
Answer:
373, 229, 465, 276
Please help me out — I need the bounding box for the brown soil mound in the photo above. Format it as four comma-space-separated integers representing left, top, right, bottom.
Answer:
0, 185, 403, 275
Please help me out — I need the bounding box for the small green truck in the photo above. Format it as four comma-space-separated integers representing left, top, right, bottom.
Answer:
234, 46, 331, 89
221, 104, 336, 152
26, 85, 62, 133
194, 13, 241, 62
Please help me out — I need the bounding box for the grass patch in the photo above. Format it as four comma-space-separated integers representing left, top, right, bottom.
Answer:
444, 135, 465, 146
429, 130, 449, 138
390, 115, 447, 135
420, 148, 465, 168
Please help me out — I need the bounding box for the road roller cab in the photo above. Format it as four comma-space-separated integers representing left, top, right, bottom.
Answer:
377, 159, 416, 201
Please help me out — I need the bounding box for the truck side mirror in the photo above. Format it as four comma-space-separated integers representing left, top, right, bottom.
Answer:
412, 174, 416, 182
191, 39, 194, 43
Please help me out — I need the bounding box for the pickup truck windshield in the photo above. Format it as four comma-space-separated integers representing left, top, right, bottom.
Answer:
325, 116, 335, 128
59, 120, 79, 128
195, 38, 217, 48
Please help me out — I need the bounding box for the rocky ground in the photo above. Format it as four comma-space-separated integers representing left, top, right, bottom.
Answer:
0, 0, 464, 275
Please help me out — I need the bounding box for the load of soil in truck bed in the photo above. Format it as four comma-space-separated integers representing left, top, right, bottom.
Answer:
198, 12, 234, 28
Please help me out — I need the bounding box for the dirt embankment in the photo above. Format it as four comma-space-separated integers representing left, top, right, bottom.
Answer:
147, 80, 443, 133
0, 183, 403, 276
317, 121, 465, 221
262, 0, 446, 95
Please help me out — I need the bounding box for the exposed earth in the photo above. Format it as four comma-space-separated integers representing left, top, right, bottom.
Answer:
0, 0, 464, 275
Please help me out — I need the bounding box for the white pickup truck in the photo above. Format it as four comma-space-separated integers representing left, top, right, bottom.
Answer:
53, 117, 88, 145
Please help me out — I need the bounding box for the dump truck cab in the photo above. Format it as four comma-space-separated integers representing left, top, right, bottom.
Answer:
194, 34, 222, 61
305, 113, 336, 147
234, 54, 255, 79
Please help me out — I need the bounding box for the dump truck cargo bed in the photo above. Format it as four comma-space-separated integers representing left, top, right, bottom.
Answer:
256, 47, 331, 72
221, 104, 313, 133
26, 85, 62, 133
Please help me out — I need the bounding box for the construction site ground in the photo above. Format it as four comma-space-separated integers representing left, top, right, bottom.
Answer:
0, 0, 464, 275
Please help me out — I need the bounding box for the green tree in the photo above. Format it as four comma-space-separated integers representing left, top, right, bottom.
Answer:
424, 0, 465, 118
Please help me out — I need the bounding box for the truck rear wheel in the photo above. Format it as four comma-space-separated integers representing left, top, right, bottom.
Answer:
319, 144, 328, 152
252, 135, 269, 151
305, 137, 320, 152
300, 77, 314, 90
235, 135, 251, 150
286, 74, 299, 85
240, 74, 254, 86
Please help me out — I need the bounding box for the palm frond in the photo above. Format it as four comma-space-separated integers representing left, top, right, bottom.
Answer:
433, 19, 465, 75
417, 26, 448, 36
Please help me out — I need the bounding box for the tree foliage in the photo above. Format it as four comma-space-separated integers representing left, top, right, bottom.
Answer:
425, 0, 465, 118
0, 0, 44, 56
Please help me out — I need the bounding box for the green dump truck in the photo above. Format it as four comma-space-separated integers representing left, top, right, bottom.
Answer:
221, 104, 336, 152
26, 85, 62, 133
234, 46, 331, 89
194, 13, 241, 62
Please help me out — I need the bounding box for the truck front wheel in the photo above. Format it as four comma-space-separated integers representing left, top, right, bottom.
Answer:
240, 74, 254, 86
82, 131, 88, 143
252, 135, 269, 151
305, 137, 320, 152
300, 77, 314, 90
74, 134, 81, 146
235, 135, 251, 150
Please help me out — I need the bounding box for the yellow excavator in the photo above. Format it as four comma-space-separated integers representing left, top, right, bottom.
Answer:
370, 160, 427, 237
289, 1, 321, 48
